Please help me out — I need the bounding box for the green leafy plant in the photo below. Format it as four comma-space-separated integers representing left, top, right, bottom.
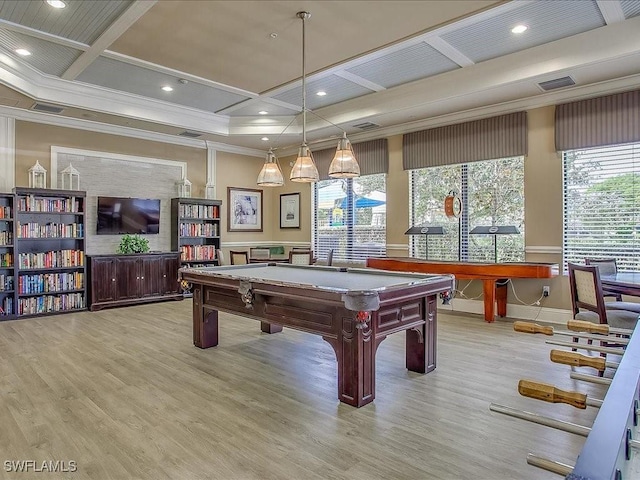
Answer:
117, 234, 150, 254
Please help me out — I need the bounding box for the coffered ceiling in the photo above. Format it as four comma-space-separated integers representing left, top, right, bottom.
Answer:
0, 0, 639, 155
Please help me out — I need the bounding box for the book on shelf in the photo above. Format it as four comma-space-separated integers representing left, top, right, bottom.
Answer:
17, 196, 81, 213
179, 245, 217, 262
178, 204, 219, 219
18, 249, 84, 269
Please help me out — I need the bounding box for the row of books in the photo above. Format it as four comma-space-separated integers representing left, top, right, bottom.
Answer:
18, 250, 85, 269
0, 296, 13, 315
17, 222, 84, 239
179, 222, 219, 237
18, 272, 84, 295
17, 196, 82, 213
0, 206, 11, 219
18, 292, 85, 315
0, 230, 12, 245
179, 204, 219, 219
0, 274, 14, 291
0, 252, 12, 267
180, 245, 217, 261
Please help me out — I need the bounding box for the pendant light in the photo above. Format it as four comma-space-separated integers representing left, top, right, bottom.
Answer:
329, 132, 360, 178
257, 148, 284, 186
290, 11, 319, 183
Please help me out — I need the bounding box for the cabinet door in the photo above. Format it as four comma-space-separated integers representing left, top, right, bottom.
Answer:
162, 256, 180, 294
91, 258, 117, 303
115, 257, 141, 300
140, 256, 163, 297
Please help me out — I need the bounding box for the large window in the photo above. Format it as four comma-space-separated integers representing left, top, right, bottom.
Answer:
410, 157, 525, 261
563, 143, 640, 272
313, 174, 386, 263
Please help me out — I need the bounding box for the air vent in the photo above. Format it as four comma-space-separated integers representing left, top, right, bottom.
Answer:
538, 76, 576, 91
352, 121, 380, 130
31, 103, 65, 114
178, 130, 203, 138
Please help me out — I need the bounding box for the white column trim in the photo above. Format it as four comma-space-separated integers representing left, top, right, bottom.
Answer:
206, 147, 217, 198
0, 116, 15, 192
525, 245, 563, 255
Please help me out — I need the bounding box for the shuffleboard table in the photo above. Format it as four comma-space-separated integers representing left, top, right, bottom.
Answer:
366, 257, 558, 323
179, 263, 454, 407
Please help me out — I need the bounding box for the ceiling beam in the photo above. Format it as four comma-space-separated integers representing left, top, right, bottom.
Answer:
425, 37, 475, 68
596, 1, 626, 25
61, 0, 158, 81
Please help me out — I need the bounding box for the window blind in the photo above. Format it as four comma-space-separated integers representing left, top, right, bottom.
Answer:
563, 142, 640, 272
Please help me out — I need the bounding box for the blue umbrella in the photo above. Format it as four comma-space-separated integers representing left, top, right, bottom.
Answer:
339, 195, 386, 209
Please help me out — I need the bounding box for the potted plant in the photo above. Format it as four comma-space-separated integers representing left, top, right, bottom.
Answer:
117, 234, 150, 254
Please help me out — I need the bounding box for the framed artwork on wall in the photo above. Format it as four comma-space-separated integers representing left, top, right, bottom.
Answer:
280, 193, 300, 229
228, 187, 263, 232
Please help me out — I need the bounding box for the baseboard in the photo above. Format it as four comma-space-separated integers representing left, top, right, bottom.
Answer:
437, 298, 573, 325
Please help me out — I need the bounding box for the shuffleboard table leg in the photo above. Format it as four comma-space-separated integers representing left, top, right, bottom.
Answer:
261, 322, 283, 334
482, 279, 497, 322
496, 280, 508, 317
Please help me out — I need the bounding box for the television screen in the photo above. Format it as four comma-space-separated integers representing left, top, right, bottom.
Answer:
97, 197, 160, 235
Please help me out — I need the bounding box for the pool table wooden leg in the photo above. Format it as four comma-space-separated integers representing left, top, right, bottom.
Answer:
193, 286, 219, 348
482, 279, 496, 323
406, 297, 437, 373
324, 316, 376, 407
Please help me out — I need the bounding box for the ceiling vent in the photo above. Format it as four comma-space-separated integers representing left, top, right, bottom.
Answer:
538, 76, 576, 91
31, 103, 65, 114
178, 130, 203, 138
352, 121, 380, 130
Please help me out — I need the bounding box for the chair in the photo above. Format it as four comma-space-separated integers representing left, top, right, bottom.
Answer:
289, 250, 314, 265
585, 258, 622, 300
568, 263, 638, 331
326, 248, 334, 266
250, 247, 271, 262
230, 251, 249, 265
216, 249, 225, 266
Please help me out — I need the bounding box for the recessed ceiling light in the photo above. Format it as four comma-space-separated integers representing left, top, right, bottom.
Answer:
161, 86, 173, 92
511, 24, 528, 34
15, 49, 31, 56
261, 137, 269, 141
316, 91, 327, 96
258, 111, 268, 115
46, 0, 67, 8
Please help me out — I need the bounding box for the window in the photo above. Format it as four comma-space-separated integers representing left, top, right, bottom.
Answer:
563, 143, 640, 272
410, 157, 525, 261
313, 174, 386, 263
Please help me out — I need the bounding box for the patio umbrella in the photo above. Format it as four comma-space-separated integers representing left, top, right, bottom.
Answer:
339, 193, 386, 209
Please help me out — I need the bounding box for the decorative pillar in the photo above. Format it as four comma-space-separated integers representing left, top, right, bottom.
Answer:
0, 116, 15, 192
206, 146, 217, 199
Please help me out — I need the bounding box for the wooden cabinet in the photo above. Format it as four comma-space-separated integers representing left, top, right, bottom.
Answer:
88, 253, 182, 311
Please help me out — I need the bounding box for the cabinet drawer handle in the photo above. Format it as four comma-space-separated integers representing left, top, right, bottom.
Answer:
141, 276, 144, 280
112, 278, 115, 282
136, 276, 140, 280
163, 274, 167, 278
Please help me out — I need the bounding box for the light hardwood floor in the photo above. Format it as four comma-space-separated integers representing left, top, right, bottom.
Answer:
0, 301, 609, 480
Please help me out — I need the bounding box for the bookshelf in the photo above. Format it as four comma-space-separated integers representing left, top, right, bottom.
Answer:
13, 187, 86, 317
0, 193, 15, 319
171, 198, 222, 268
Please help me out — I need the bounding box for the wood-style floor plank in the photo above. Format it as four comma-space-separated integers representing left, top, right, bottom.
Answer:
0, 300, 609, 479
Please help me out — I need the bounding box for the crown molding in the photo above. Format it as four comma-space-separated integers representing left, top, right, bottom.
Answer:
205, 141, 264, 158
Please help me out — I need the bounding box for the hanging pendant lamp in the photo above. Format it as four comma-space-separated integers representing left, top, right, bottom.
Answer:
257, 149, 284, 186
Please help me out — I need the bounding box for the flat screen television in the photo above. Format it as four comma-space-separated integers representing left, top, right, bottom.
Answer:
96, 197, 160, 235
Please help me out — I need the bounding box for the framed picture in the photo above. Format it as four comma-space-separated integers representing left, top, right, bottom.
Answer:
227, 187, 263, 232
280, 193, 300, 229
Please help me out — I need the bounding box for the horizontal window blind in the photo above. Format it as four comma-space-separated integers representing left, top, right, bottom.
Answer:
563, 142, 640, 272
410, 157, 525, 262
313, 175, 386, 264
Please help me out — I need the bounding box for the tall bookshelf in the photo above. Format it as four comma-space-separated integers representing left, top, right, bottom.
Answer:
0, 193, 15, 320
13, 187, 87, 318
171, 198, 222, 268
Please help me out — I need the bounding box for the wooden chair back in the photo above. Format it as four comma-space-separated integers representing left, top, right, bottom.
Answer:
568, 263, 608, 324
289, 250, 313, 265
585, 257, 621, 300
216, 249, 225, 266
230, 250, 249, 265
250, 247, 271, 261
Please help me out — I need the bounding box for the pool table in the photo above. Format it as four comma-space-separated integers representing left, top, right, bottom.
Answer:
366, 257, 558, 322
179, 263, 454, 407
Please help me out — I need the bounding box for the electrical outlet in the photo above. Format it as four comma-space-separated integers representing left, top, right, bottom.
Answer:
543, 286, 550, 297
